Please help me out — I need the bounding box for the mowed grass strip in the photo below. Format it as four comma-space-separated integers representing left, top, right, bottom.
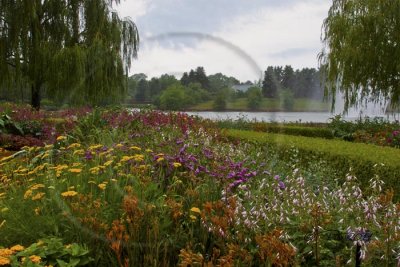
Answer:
225, 129, 400, 197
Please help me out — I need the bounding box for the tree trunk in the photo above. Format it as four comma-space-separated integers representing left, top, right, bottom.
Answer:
31, 82, 41, 110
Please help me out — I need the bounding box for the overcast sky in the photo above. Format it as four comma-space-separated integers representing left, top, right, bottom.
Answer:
115, 0, 331, 82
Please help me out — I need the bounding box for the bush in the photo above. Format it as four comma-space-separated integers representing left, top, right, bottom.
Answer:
280, 89, 294, 111
159, 84, 186, 110
213, 94, 226, 111
253, 124, 334, 139
247, 87, 262, 110
226, 129, 400, 200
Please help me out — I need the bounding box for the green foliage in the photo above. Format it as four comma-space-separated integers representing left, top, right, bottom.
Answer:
226, 129, 400, 200
320, 0, 400, 111
246, 87, 262, 110
0, 0, 139, 109
159, 84, 186, 110
280, 89, 295, 111
217, 117, 334, 139
0, 114, 23, 135
212, 94, 227, 111
6, 238, 92, 267
262, 67, 278, 98
328, 115, 400, 144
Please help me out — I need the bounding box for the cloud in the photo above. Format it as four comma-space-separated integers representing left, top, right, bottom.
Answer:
116, 0, 331, 81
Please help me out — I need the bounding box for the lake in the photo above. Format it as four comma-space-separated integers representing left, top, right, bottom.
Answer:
185, 111, 400, 123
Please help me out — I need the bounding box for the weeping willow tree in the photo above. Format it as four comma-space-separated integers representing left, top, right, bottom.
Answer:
319, 0, 400, 112
0, 0, 139, 109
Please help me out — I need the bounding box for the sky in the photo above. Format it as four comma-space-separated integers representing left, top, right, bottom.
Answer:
115, 0, 331, 82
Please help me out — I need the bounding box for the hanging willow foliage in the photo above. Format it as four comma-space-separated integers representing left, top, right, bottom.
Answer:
319, 0, 400, 112
0, 0, 139, 109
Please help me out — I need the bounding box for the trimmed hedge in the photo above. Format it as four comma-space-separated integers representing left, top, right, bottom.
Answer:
225, 129, 400, 200
217, 120, 333, 139
251, 123, 334, 139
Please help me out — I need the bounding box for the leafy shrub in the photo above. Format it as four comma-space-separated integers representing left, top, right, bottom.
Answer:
246, 87, 263, 110
3, 238, 92, 267
328, 115, 400, 147
213, 94, 226, 111
251, 123, 334, 139
280, 89, 294, 111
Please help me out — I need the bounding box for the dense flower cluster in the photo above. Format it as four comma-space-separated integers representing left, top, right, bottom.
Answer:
0, 107, 399, 266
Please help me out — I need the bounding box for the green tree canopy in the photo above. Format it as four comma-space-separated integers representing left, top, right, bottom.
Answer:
159, 84, 185, 110
262, 67, 278, 98
247, 86, 262, 110
0, 0, 139, 109
320, 0, 400, 111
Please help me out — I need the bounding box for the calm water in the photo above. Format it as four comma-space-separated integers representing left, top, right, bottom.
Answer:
185, 111, 400, 123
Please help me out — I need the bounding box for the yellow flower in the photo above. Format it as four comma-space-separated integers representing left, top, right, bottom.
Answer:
34, 207, 41, 215
30, 184, 45, 190
89, 144, 102, 150
0, 155, 13, 163
73, 149, 85, 156
130, 146, 141, 151
61, 191, 78, 197
0, 256, 10, 266
115, 143, 124, 148
145, 149, 153, 153
68, 168, 82, 173
54, 164, 68, 171
44, 144, 53, 150
0, 193, 6, 198
173, 162, 182, 168
189, 215, 197, 221
156, 157, 164, 163
29, 255, 41, 263
24, 189, 33, 199
89, 166, 101, 175
121, 156, 132, 162
190, 207, 201, 214
98, 183, 107, 190
56, 136, 67, 141
104, 160, 113, 167
31, 192, 45, 201
72, 162, 81, 167
10, 245, 25, 252
133, 154, 144, 162
67, 143, 81, 149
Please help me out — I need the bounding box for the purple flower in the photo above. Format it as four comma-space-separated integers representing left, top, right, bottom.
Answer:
278, 181, 286, 190
85, 151, 93, 160
203, 149, 213, 159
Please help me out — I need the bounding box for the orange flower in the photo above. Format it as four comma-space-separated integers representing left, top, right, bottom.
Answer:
61, 191, 78, 197
10, 245, 24, 252
29, 255, 41, 263
0, 256, 10, 266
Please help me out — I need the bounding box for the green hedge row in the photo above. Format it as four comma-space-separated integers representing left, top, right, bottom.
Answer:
217, 121, 333, 139
252, 124, 334, 139
225, 129, 400, 200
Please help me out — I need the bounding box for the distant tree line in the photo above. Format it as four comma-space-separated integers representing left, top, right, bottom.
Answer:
125, 65, 324, 111
262, 65, 323, 100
